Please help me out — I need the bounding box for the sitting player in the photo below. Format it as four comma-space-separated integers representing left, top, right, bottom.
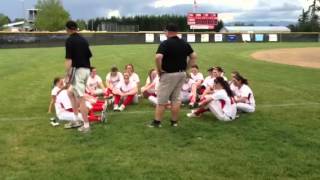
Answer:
190, 65, 204, 84
105, 66, 124, 98
189, 65, 204, 107
229, 71, 240, 92
112, 72, 138, 111
125, 64, 140, 103
187, 77, 237, 121
180, 75, 195, 105
141, 69, 158, 98
189, 66, 225, 108
232, 73, 256, 113
50, 77, 106, 126
125, 64, 140, 87
84, 94, 107, 122
189, 67, 214, 108
200, 67, 228, 99
215, 66, 228, 81
86, 67, 105, 96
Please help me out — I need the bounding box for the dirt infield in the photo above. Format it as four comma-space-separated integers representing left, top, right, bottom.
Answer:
251, 47, 320, 69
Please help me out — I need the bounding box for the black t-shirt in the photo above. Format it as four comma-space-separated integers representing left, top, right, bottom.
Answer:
65, 33, 92, 68
156, 36, 194, 73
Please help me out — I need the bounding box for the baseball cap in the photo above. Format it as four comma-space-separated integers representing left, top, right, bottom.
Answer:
165, 23, 179, 32
65, 20, 78, 30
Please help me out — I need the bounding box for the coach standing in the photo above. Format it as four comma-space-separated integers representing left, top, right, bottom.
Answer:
149, 24, 197, 128
65, 20, 92, 133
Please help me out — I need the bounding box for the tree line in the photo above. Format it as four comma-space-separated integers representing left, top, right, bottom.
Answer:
288, 0, 320, 32
85, 16, 224, 32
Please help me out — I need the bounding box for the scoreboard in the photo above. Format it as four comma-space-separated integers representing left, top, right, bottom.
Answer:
187, 13, 218, 30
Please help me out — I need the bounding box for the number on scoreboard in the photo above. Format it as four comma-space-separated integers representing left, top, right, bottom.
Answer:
187, 13, 218, 30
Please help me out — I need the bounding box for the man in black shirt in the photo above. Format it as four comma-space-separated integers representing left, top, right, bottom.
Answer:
149, 24, 197, 128
64, 20, 92, 133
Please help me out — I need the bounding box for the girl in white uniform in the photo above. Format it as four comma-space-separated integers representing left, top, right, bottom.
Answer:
113, 72, 138, 111
125, 64, 140, 103
86, 67, 105, 96
125, 64, 140, 86
199, 67, 227, 101
229, 71, 240, 92
49, 77, 83, 121
105, 66, 124, 97
232, 74, 255, 113
180, 76, 195, 104
187, 77, 237, 121
189, 67, 215, 108
141, 69, 158, 98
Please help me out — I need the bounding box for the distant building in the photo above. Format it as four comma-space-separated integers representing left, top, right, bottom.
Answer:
220, 26, 291, 33
27, 9, 39, 23
2, 21, 29, 32
2, 9, 39, 32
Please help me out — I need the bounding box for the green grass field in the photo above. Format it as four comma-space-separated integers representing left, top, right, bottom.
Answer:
0, 43, 320, 180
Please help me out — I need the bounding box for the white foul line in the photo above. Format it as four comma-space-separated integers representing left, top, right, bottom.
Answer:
0, 102, 319, 122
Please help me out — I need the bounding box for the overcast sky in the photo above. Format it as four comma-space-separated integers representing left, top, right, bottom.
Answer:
0, 0, 310, 22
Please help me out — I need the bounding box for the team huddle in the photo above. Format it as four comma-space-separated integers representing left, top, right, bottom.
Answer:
53, 21, 256, 132
49, 64, 256, 125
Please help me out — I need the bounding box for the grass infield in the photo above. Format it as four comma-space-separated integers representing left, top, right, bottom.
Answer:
0, 43, 319, 179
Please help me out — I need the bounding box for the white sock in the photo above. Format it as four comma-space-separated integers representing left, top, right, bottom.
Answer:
83, 121, 90, 128
73, 114, 78, 121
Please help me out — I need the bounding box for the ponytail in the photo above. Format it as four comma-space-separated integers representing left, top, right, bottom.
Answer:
214, 77, 234, 97
234, 73, 249, 85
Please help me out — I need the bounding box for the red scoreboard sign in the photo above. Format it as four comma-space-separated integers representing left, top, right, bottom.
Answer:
187, 13, 218, 29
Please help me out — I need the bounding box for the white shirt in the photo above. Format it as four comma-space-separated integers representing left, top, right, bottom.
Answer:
234, 84, 255, 106
86, 75, 103, 92
116, 81, 137, 93
145, 76, 159, 94
212, 89, 237, 118
51, 86, 60, 96
202, 76, 215, 88
130, 73, 140, 84
106, 72, 123, 87
181, 79, 194, 93
230, 83, 237, 93
54, 89, 72, 114
191, 72, 204, 82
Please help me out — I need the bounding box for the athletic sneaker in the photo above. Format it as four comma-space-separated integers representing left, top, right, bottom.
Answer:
171, 121, 178, 127
118, 105, 125, 112
64, 120, 82, 129
187, 112, 200, 118
78, 126, 90, 133
148, 120, 162, 128
50, 122, 60, 127
113, 105, 120, 112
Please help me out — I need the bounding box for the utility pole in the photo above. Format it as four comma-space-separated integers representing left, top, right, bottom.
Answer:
193, 0, 197, 13
21, 0, 25, 21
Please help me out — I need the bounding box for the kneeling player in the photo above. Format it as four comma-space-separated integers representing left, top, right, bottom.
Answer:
50, 77, 83, 122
